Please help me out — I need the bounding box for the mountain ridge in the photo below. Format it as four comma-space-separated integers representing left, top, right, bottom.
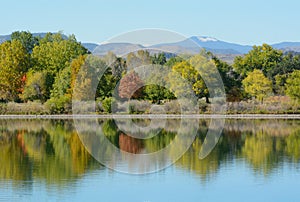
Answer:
1, 33, 300, 56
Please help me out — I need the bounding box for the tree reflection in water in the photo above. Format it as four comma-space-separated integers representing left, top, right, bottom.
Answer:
0, 119, 299, 186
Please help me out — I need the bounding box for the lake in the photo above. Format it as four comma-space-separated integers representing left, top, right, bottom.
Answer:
0, 118, 299, 202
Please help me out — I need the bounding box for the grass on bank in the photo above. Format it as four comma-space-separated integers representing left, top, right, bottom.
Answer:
0, 96, 299, 115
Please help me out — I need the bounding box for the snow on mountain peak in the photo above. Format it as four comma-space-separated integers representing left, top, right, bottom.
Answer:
197, 36, 218, 42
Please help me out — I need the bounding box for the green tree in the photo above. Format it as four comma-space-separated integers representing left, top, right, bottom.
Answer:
45, 64, 72, 114
211, 53, 242, 101
233, 44, 282, 78
242, 69, 272, 102
144, 85, 175, 103
11, 31, 39, 53
32, 33, 87, 75
144, 66, 175, 103
97, 68, 116, 100
102, 97, 117, 113
50, 66, 71, 99
104, 52, 126, 82
31, 33, 88, 98
165, 56, 183, 67
271, 53, 300, 94
151, 53, 167, 65
0, 40, 29, 101
270, 53, 300, 77
38, 32, 66, 44
285, 70, 300, 102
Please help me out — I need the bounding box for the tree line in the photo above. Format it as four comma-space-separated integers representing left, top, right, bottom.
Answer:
0, 31, 299, 114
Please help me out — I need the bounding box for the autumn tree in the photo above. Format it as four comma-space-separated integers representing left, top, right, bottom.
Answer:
169, 60, 206, 100
73, 56, 102, 101
72, 55, 114, 101
22, 71, 50, 102
169, 53, 220, 103
242, 69, 272, 102
0, 40, 29, 101
70, 55, 87, 96
190, 53, 225, 101
118, 71, 144, 99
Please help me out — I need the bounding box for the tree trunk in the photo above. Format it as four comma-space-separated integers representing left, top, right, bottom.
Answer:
205, 96, 210, 104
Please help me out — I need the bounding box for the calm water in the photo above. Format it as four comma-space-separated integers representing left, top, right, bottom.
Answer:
0, 118, 299, 202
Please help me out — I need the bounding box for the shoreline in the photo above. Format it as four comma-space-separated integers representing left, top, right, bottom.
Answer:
0, 114, 300, 119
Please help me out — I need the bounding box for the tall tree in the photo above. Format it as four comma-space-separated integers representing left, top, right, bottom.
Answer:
50, 66, 71, 99
0, 40, 29, 101
271, 53, 300, 94
211, 54, 242, 101
32, 33, 87, 75
31, 33, 88, 97
233, 44, 282, 78
70, 55, 87, 97
169, 60, 209, 102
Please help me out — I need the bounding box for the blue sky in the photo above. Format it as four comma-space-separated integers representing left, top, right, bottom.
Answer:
1, 0, 300, 45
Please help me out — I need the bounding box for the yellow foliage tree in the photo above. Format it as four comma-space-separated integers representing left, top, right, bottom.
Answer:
242, 69, 272, 103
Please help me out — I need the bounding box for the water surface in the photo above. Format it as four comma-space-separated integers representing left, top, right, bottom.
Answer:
0, 119, 299, 201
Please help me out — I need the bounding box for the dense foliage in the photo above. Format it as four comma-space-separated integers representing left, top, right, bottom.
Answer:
0, 31, 299, 113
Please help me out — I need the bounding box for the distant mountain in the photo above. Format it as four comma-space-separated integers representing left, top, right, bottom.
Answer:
151, 36, 252, 54
272, 42, 300, 49
92, 43, 145, 56
89, 37, 252, 57
2, 33, 300, 57
0, 35, 11, 43
90, 36, 253, 56
271, 42, 300, 52
82, 43, 99, 52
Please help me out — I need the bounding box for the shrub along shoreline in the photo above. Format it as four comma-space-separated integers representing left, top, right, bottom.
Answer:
0, 114, 300, 119
0, 96, 299, 115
